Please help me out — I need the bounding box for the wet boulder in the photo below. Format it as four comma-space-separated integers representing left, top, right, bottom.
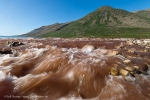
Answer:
123, 59, 131, 63
133, 66, 140, 70
126, 41, 133, 45
81, 44, 95, 53
139, 70, 149, 75
6, 41, 25, 47
110, 67, 119, 76
110, 50, 119, 55
119, 68, 129, 76
0, 48, 12, 54
125, 66, 135, 72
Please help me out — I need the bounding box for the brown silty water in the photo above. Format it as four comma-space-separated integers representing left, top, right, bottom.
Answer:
0, 38, 150, 100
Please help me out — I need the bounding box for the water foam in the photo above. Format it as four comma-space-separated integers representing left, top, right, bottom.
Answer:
0, 43, 149, 100
0, 71, 17, 81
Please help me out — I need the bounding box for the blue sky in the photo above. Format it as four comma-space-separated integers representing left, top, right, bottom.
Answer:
0, 0, 150, 36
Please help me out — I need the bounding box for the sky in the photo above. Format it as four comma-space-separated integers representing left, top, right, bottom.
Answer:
0, 0, 150, 36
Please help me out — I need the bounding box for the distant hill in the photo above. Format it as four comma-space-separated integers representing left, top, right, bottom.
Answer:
22, 6, 150, 38
134, 9, 150, 20
22, 22, 72, 37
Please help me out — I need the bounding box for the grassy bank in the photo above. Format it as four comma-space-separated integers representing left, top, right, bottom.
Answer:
41, 27, 150, 38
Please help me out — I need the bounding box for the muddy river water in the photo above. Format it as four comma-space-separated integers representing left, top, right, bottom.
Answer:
0, 38, 150, 100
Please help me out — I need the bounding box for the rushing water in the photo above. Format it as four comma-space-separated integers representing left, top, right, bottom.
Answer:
0, 38, 150, 100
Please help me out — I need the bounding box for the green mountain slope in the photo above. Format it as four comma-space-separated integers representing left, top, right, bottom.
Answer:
23, 6, 150, 38
134, 9, 150, 20
41, 6, 150, 38
22, 22, 72, 37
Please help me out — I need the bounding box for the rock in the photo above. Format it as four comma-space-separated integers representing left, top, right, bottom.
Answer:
119, 69, 129, 76
6, 41, 25, 47
45, 45, 52, 49
27, 37, 35, 40
129, 72, 135, 77
128, 48, 136, 53
135, 70, 141, 74
139, 70, 149, 75
82, 44, 95, 53
110, 67, 119, 76
146, 63, 150, 70
110, 51, 119, 55
123, 59, 131, 63
115, 42, 124, 49
136, 40, 142, 45
144, 49, 148, 52
142, 64, 149, 71
125, 66, 135, 72
133, 66, 140, 70
0, 48, 12, 54
133, 51, 138, 55
12, 41, 24, 46
126, 41, 133, 45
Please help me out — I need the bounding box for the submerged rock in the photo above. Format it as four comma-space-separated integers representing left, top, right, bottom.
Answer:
119, 68, 129, 76
123, 59, 131, 63
110, 67, 119, 76
0, 48, 12, 54
125, 66, 135, 72
110, 50, 118, 55
133, 66, 140, 70
139, 70, 149, 75
81, 44, 95, 53
6, 41, 25, 47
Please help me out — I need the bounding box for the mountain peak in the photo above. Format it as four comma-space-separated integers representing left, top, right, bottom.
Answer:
100, 6, 112, 9
97, 6, 113, 11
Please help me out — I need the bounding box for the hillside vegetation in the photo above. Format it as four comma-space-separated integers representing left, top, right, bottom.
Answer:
22, 6, 150, 38
22, 22, 71, 37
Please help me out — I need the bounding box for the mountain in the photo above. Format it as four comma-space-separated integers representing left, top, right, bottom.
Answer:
22, 6, 150, 38
22, 22, 72, 37
76, 6, 150, 28
134, 9, 150, 20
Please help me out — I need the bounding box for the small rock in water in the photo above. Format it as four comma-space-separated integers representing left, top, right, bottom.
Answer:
133, 66, 140, 70
146, 64, 150, 70
119, 68, 129, 76
142, 64, 149, 71
126, 41, 133, 45
81, 44, 95, 53
135, 70, 141, 74
5, 41, 25, 47
110, 67, 119, 76
110, 51, 119, 55
123, 59, 131, 63
125, 66, 135, 72
0, 48, 12, 54
128, 48, 135, 53
139, 70, 149, 75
